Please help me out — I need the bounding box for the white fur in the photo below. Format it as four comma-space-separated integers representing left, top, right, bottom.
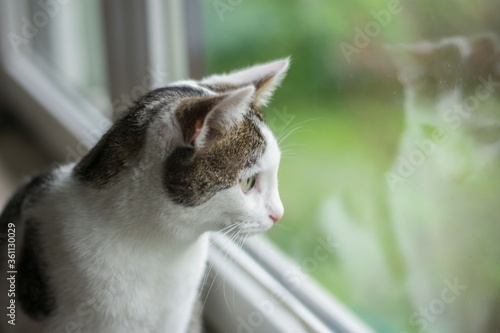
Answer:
2, 62, 287, 333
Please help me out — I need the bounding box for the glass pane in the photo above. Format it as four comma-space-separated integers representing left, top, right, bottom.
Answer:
200, 1, 500, 332
23, 0, 109, 113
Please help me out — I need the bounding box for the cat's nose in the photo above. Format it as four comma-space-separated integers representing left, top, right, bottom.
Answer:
269, 212, 283, 223
268, 193, 284, 223
269, 204, 284, 223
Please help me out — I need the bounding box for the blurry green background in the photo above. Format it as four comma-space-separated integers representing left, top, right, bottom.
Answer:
199, 1, 500, 332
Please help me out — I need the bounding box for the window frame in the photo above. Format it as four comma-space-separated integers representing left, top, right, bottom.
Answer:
0, 1, 375, 332
206, 235, 376, 333
0, 0, 109, 160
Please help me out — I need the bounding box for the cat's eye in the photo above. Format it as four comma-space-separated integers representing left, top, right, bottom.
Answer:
240, 175, 257, 193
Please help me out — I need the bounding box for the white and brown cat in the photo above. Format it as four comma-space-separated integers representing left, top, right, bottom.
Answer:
388, 34, 500, 333
0, 59, 289, 333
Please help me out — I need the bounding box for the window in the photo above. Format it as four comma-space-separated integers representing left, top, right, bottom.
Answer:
0, 0, 109, 159
2, 1, 498, 333
200, 1, 500, 333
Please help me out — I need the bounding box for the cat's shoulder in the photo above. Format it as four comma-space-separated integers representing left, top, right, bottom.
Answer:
0, 165, 68, 227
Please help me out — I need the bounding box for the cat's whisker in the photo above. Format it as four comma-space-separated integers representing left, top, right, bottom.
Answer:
197, 263, 214, 300
275, 121, 297, 142
199, 268, 220, 320
208, 222, 246, 247
222, 271, 231, 313
209, 223, 241, 246
199, 231, 241, 318
279, 147, 297, 155
228, 229, 249, 311
236, 235, 249, 262
277, 125, 301, 144
219, 222, 243, 234
280, 142, 306, 150
276, 116, 319, 136
278, 124, 317, 146
223, 227, 243, 313
220, 228, 245, 313
198, 224, 244, 304
277, 117, 322, 145
198, 241, 224, 300
280, 152, 302, 160
278, 127, 305, 147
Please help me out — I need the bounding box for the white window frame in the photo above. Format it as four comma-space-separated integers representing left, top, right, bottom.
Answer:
0, 0, 109, 159
206, 235, 375, 333
0, 1, 375, 332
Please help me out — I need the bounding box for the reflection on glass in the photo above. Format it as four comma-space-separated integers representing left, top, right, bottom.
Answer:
387, 34, 500, 333
200, 1, 500, 332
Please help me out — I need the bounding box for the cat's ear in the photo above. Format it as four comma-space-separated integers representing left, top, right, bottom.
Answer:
176, 86, 255, 148
202, 57, 290, 107
387, 42, 464, 85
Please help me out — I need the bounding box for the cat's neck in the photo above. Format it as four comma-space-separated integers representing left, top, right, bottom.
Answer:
38, 167, 211, 333
66, 162, 207, 244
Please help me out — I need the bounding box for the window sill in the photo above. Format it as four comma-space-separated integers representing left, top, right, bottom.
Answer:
205, 235, 375, 333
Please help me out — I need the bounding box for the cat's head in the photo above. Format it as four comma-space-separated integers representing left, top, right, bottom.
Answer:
388, 34, 500, 180
75, 59, 289, 239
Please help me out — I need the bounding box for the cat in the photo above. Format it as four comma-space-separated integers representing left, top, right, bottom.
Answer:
0, 58, 289, 333
387, 34, 500, 333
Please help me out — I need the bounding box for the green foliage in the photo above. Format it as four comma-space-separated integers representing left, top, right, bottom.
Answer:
199, 1, 499, 331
